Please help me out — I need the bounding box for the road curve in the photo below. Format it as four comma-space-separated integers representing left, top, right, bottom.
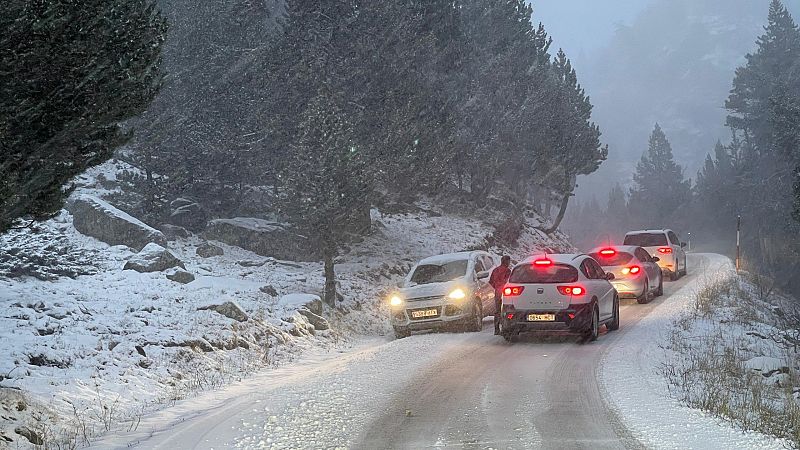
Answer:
356, 255, 705, 450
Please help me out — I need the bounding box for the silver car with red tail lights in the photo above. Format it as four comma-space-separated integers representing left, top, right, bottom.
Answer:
499, 254, 619, 342
623, 229, 688, 281
588, 246, 663, 304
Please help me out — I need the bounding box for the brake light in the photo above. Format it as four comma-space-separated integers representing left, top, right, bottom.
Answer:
621, 266, 642, 275
533, 259, 552, 266
658, 247, 673, 254
599, 248, 616, 256
503, 286, 525, 296
557, 286, 585, 296
506, 313, 515, 320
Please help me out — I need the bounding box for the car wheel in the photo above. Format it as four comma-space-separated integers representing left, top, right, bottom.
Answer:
655, 275, 664, 297
670, 271, 678, 282
583, 304, 599, 342
394, 327, 410, 339
466, 302, 482, 332
608, 295, 620, 331
682, 258, 688, 276
637, 280, 650, 304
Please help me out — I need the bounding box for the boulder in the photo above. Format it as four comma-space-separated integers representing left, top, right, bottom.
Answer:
123, 243, 185, 273
198, 301, 248, 322
259, 285, 279, 297
196, 242, 224, 258
68, 195, 166, 251
298, 309, 330, 330
202, 218, 318, 261
14, 426, 43, 446
279, 293, 323, 316
168, 198, 208, 232
159, 224, 191, 240
166, 269, 195, 284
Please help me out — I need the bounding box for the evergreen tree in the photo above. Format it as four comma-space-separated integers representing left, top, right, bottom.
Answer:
0, 0, 167, 232
628, 124, 691, 226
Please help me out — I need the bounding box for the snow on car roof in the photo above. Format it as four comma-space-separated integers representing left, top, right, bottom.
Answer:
518, 253, 584, 265
418, 251, 477, 265
626, 229, 669, 235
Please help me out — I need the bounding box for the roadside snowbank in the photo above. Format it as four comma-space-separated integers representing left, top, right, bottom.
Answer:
601, 253, 788, 449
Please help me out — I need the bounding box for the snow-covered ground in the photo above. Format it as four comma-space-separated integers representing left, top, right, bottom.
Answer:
601, 253, 794, 449
0, 163, 572, 447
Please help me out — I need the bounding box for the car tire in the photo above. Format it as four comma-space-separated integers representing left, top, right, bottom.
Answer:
466, 302, 482, 333
394, 327, 410, 339
682, 258, 688, 276
655, 275, 664, 297
670, 271, 678, 282
583, 304, 599, 342
607, 295, 620, 331
637, 280, 650, 304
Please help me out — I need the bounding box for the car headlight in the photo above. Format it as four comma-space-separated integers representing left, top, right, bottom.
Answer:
389, 295, 403, 307
448, 288, 466, 300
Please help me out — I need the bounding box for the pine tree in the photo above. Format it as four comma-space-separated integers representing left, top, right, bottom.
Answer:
0, 0, 167, 232
628, 124, 691, 226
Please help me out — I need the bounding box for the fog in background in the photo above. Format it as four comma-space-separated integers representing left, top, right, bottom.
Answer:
532, 0, 800, 203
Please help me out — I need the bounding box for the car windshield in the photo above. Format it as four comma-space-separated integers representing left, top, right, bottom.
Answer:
509, 263, 579, 284
623, 233, 668, 247
409, 260, 468, 285
589, 252, 634, 267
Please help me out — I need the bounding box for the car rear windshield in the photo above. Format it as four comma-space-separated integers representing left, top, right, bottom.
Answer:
409, 260, 468, 285
589, 252, 634, 267
509, 263, 579, 284
623, 233, 667, 247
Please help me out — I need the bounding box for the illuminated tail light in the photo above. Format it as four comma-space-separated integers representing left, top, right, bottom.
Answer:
658, 247, 673, 254
506, 313, 515, 320
557, 286, 585, 296
621, 266, 642, 275
599, 249, 616, 256
503, 286, 525, 296
533, 259, 553, 266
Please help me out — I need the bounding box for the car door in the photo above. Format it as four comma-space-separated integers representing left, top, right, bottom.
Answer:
635, 247, 659, 290
668, 231, 685, 271
472, 256, 492, 313
584, 258, 614, 319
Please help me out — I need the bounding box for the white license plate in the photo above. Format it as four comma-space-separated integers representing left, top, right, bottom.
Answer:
528, 314, 555, 322
412, 309, 439, 319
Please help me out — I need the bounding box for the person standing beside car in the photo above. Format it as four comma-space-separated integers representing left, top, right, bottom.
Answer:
489, 255, 512, 335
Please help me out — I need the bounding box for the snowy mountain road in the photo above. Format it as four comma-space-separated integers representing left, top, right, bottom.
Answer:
94, 255, 709, 450
356, 257, 702, 450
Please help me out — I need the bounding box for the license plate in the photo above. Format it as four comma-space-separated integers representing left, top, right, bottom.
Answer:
528, 314, 555, 322
412, 309, 439, 319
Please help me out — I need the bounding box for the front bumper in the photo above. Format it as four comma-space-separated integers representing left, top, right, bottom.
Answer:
391, 298, 474, 331
500, 303, 592, 333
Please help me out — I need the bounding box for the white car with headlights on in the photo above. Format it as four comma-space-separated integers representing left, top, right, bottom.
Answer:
499, 254, 619, 342
589, 245, 663, 304
389, 251, 497, 338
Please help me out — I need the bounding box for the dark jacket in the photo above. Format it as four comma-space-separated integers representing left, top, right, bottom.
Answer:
489, 265, 511, 293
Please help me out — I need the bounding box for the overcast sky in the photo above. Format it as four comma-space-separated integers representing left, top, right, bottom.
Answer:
530, 1, 655, 65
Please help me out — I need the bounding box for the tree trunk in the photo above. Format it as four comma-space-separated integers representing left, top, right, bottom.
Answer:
323, 243, 337, 307
541, 191, 571, 234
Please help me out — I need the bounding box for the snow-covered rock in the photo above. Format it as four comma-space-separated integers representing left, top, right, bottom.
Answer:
159, 224, 191, 240
203, 218, 317, 261
166, 268, 195, 284
199, 301, 248, 322
279, 293, 323, 315
196, 242, 224, 258
123, 243, 185, 273
69, 195, 166, 251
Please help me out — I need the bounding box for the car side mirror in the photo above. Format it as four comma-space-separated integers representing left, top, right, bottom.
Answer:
680, 242, 687, 248
652, 257, 660, 263
606, 273, 615, 281
477, 270, 490, 280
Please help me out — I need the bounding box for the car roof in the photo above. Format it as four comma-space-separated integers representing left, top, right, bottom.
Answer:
625, 229, 670, 235
518, 253, 585, 265
418, 251, 483, 265
588, 245, 641, 254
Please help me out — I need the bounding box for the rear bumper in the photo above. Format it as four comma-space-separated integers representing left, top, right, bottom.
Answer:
501, 304, 592, 333
611, 279, 646, 298
656, 257, 678, 275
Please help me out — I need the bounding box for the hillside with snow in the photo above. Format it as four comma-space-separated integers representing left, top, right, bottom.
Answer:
0, 162, 572, 447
